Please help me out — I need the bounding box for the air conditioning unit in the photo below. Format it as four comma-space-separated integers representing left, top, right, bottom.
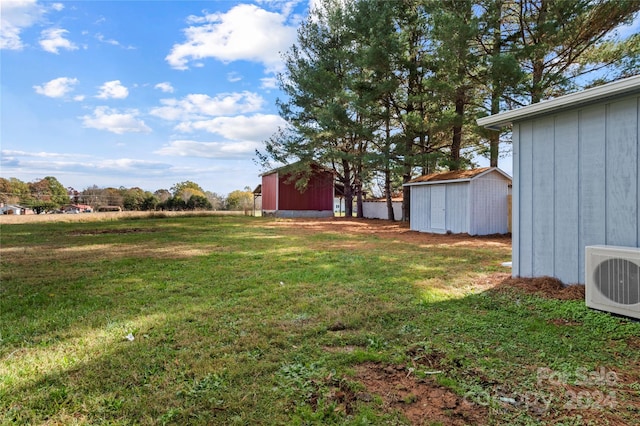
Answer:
585, 245, 640, 319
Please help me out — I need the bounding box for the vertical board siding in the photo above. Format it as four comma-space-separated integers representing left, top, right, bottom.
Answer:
261, 173, 279, 210
606, 98, 638, 247
516, 94, 639, 284
470, 173, 509, 235
554, 112, 580, 283
512, 124, 521, 277
579, 105, 607, 283
445, 183, 468, 234
430, 186, 446, 231
518, 122, 534, 277
410, 186, 431, 231
532, 117, 556, 277
409, 173, 511, 235
278, 171, 334, 211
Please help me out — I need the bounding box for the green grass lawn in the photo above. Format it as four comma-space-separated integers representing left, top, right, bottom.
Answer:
1, 215, 639, 425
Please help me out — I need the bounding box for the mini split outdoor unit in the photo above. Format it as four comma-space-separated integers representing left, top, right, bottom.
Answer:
585, 245, 640, 320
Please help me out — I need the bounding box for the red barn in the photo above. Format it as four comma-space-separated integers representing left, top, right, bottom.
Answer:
261, 163, 334, 218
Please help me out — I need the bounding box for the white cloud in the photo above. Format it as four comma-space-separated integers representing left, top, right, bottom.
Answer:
154, 82, 174, 93
81, 106, 151, 134
39, 27, 78, 54
260, 76, 278, 89
97, 158, 167, 171
95, 33, 135, 49
150, 91, 264, 121
1, 149, 87, 159
96, 80, 129, 99
176, 114, 286, 140
33, 77, 79, 98
155, 139, 261, 159
95, 33, 118, 46
165, 4, 297, 73
227, 72, 242, 83
51, 3, 64, 12
1, 0, 47, 50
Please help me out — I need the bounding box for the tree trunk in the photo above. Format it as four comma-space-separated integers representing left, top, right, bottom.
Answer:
531, 0, 548, 104
450, 87, 465, 170
342, 159, 353, 217
489, 89, 500, 167
489, 1, 503, 168
355, 177, 364, 218
384, 107, 395, 221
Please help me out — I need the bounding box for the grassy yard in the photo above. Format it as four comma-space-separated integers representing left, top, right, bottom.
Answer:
1, 215, 639, 425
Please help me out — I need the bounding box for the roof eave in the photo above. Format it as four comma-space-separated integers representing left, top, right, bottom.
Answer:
477, 74, 640, 129
403, 167, 512, 186
404, 177, 473, 186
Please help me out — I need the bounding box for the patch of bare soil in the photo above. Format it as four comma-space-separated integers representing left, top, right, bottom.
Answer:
266, 217, 512, 248
68, 228, 161, 235
352, 362, 487, 425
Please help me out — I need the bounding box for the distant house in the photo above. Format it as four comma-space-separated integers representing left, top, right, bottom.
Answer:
0, 204, 28, 215
404, 167, 512, 235
63, 204, 93, 213
260, 162, 335, 218
477, 74, 640, 284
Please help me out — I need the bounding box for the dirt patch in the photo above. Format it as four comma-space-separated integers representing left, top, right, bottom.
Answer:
69, 228, 162, 235
264, 217, 512, 248
353, 362, 487, 425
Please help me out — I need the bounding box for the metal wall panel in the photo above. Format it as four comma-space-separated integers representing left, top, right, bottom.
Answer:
261, 173, 278, 211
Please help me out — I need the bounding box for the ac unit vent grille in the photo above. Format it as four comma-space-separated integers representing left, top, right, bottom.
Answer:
586, 245, 640, 319
593, 258, 640, 305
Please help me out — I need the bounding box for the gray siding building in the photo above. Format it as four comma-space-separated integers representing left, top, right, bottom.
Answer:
478, 75, 640, 284
405, 167, 512, 235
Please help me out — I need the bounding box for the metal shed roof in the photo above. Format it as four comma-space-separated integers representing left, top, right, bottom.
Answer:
477, 74, 640, 130
404, 167, 511, 186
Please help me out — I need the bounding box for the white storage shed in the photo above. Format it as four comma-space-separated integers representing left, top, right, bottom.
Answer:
477, 75, 640, 284
404, 167, 512, 235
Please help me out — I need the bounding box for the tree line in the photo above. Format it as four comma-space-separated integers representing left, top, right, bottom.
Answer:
257, 0, 639, 220
0, 177, 256, 214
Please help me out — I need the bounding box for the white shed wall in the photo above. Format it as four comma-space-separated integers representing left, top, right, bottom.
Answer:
410, 185, 432, 232
409, 182, 469, 234
362, 201, 402, 221
410, 171, 510, 235
513, 94, 640, 284
469, 173, 510, 235
444, 183, 469, 234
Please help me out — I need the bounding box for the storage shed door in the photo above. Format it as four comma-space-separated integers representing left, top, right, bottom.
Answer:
430, 186, 446, 230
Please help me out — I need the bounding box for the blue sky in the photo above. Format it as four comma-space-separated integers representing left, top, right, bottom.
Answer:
1, 0, 313, 195
2, 1, 639, 196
